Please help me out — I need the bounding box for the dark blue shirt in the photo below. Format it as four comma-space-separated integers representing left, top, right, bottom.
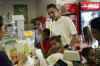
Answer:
0, 51, 13, 66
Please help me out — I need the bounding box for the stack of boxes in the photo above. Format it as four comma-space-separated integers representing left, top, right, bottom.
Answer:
95, 48, 100, 65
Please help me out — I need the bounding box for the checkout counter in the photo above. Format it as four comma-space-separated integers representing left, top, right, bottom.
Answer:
4, 38, 83, 66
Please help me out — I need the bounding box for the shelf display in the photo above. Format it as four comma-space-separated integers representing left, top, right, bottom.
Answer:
80, 2, 100, 32
12, 15, 25, 40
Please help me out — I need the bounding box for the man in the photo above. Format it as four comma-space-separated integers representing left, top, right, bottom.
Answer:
90, 17, 100, 42
90, 17, 100, 66
46, 4, 77, 48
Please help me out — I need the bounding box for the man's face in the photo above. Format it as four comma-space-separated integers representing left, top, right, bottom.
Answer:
87, 49, 95, 63
47, 8, 59, 20
91, 28, 100, 41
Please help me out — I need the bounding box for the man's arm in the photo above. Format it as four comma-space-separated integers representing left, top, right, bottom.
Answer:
65, 17, 77, 47
70, 35, 77, 47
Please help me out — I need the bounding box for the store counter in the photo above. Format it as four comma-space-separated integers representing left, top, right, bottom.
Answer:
47, 53, 73, 66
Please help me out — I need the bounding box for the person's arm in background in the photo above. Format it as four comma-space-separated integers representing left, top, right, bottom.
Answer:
40, 36, 46, 54
47, 47, 54, 58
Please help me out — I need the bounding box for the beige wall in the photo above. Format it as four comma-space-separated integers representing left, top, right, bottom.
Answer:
0, 0, 37, 23
37, 0, 56, 17
0, 0, 56, 24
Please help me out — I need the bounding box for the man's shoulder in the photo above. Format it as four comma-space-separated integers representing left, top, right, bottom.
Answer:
60, 16, 71, 20
58, 16, 71, 23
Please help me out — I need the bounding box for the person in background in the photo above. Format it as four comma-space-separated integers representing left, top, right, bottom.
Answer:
31, 17, 45, 48
83, 26, 98, 48
78, 27, 93, 64
76, 26, 94, 64
82, 47, 96, 66
0, 16, 13, 66
83, 26, 93, 46
47, 35, 64, 57
47, 4, 77, 48
38, 28, 51, 57
90, 17, 100, 66
71, 26, 93, 50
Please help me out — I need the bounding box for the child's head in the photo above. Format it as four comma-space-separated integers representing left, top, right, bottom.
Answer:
82, 47, 95, 64
50, 35, 62, 49
42, 28, 50, 39
32, 18, 43, 30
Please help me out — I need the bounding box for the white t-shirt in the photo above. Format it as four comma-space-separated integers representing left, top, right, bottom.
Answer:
46, 16, 77, 46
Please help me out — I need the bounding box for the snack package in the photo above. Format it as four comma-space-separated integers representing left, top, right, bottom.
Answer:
17, 52, 28, 66
47, 53, 63, 66
24, 43, 32, 56
9, 48, 18, 64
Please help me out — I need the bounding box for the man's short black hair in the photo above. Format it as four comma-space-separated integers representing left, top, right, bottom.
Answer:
0, 16, 3, 29
82, 47, 93, 58
50, 35, 61, 43
47, 3, 57, 10
43, 28, 50, 37
90, 17, 100, 31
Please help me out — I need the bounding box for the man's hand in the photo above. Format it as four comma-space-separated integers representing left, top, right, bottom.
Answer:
70, 35, 77, 47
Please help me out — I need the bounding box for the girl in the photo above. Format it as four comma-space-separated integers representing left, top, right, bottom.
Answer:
47, 35, 64, 57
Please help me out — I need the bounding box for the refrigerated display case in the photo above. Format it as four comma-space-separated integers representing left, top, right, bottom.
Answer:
80, 2, 100, 32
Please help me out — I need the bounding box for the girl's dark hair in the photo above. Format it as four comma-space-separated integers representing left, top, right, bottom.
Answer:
32, 18, 42, 25
43, 28, 50, 37
0, 16, 3, 29
50, 35, 61, 43
83, 26, 93, 44
82, 47, 93, 58
47, 4, 58, 10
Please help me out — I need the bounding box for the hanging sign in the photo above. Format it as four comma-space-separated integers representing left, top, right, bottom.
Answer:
81, 2, 100, 10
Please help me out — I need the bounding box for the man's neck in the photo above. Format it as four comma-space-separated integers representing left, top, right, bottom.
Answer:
52, 16, 61, 22
55, 16, 61, 21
